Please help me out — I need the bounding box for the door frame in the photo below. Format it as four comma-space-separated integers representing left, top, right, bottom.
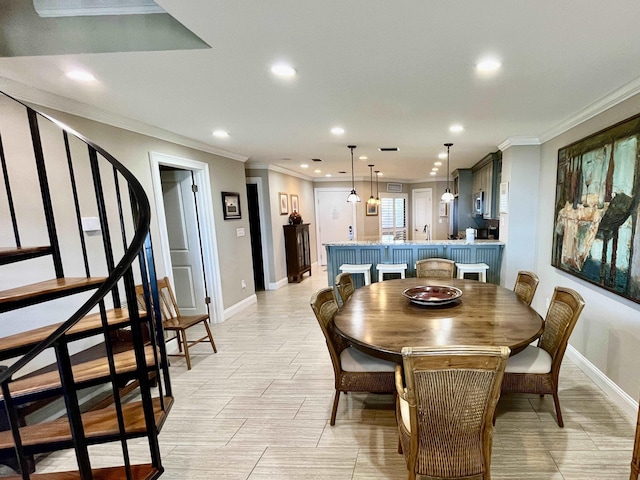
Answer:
314, 187, 357, 265
149, 151, 224, 324
245, 176, 272, 290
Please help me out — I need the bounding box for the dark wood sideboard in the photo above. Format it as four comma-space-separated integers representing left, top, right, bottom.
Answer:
284, 223, 311, 283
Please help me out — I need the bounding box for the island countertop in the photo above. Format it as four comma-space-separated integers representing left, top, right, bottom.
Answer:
324, 240, 504, 286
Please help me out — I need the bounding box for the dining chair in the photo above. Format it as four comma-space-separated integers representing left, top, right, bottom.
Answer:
334, 272, 355, 306
136, 276, 217, 370
310, 287, 396, 425
415, 258, 455, 278
500, 286, 585, 427
396, 345, 510, 480
513, 270, 540, 306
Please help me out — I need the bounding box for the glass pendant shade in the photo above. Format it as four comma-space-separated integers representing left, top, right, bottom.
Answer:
440, 142, 454, 203
346, 145, 361, 203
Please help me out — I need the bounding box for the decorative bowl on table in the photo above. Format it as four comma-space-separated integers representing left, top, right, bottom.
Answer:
402, 285, 463, 306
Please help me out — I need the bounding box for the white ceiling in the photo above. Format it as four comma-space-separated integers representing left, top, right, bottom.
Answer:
1, 0, 640, 182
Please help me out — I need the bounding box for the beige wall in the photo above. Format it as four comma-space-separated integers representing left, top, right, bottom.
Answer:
530, 93, 640, 403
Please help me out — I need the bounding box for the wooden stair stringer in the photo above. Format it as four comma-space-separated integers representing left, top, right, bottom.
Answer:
3, 346, 158, 404
0, 396, 173, 454
0, 308, 146, 361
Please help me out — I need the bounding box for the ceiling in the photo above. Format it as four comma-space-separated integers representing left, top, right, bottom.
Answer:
1, 0, 640, 183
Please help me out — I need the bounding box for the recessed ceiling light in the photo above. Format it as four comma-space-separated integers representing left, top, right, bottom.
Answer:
359, 156, 368, 160
438, 153, 447, 160
449, 124, 464, 133
435, 161, 442, 166
300, 164, 308, 168
325, 174, 332, 177
331, 127, 345, 135
212, 130, 229, 138
476, 59, 502, 73
430, 172, 437, 176
432, 167, 439, 171
270, 63, 297, 78
314, 169, 321, 173
66, 70, 96, 82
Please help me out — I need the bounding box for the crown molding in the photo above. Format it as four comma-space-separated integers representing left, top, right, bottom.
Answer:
0, 77, 248, 162
497, 136, 541, 151
539, 76, 640, 144
245, 163, 314, 182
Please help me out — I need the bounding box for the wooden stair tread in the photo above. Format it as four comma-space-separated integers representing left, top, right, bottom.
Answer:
0, 308, 142, 360
0, 396, 173, 451
0, 277, 106, 309
4, 464, 159, 480
0, 246, 51, 260
6, 346, 157, 402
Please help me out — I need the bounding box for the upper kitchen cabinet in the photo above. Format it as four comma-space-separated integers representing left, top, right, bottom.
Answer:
472, 151, 502, 219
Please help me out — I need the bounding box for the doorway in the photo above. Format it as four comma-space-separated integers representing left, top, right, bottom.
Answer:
149, 151, 224, 324
412, 188, 433, 241
246, 183, 265, 291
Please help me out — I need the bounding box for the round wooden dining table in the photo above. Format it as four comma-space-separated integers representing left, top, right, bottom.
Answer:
333, 277, 543, 362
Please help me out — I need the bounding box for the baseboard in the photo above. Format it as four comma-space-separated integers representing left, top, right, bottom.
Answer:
565, 344, 638, 422
267, 277, 289, 290
224, 293, 257, 320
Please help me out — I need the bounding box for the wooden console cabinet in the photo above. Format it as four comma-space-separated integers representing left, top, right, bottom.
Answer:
284, 223, 311, 283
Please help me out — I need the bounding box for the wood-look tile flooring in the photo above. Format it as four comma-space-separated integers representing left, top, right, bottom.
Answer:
34, 269, 635, 479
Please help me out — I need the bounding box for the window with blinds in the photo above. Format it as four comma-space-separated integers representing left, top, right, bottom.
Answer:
380, 195, 407, 240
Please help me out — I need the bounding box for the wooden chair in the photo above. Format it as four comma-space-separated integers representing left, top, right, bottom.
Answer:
396, 345, 510, 480
136, 276, 217, 370
415, 258, 455, 278
500, 286, 585, 427
334, 272, 355, 306
310, 287, 395, 425
513, 270, 540, 306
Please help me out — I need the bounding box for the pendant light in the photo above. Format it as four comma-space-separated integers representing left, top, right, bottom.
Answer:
346, 145, 360, 203
367, 164, 376, 205
441, 142, 455, 203
374, 170, 381, 205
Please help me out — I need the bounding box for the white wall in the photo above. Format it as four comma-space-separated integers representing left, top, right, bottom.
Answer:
532, 93, 640, 408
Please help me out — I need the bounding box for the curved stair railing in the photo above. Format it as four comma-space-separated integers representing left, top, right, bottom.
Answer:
0, 90, 172, 479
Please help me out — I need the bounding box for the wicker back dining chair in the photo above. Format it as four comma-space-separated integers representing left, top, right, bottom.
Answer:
513, 271, 540, 306
501, 286, 585, 427
310, 287, 396, 425
335, 272, 355, 306
396, 345, 510, 480
415, 258, 455, 279
136, 276, 217, 370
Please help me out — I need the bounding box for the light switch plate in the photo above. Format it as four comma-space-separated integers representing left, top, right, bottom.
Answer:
81, 216, 101, 232
237, 228, 245, 237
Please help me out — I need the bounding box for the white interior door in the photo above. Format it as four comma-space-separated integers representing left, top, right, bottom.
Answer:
412, 188, 433, 240
315, 188, 356, 266
161, 169, 206, 315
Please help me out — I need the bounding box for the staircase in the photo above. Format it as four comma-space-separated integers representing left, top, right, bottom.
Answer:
0, 91, 172, 479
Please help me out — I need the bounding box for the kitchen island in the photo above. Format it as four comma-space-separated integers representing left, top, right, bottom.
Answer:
325, 240, 505, 287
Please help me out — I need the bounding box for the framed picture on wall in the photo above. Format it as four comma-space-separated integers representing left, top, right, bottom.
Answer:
279, 192, 289, 215
291, 194, 299, 213
222, 191, 241, 220
366, 203, 378, 216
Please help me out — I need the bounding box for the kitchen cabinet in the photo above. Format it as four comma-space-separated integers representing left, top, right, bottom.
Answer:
283, 223, 311, 283
472, 152, 501, 219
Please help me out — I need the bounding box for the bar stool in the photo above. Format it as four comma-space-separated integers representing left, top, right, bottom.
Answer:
339, 264, 373, 286
376, 263, 408, 282
455, 263, 489, 282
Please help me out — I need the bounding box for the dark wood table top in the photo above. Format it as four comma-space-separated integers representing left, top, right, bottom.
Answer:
334, 278, 543, 362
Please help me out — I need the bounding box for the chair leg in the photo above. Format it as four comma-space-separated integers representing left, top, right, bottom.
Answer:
181, 329, 192, 370
330, 390, 340, 426
203, 320, 217, 353
175, 332, 183, 353
552, 390, 564, 427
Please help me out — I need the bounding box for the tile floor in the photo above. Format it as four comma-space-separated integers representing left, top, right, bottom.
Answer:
36, 268, 636, 479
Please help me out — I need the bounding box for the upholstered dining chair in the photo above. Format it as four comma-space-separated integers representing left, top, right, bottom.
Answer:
310, 287, 396, 425
513, 271, 540, 306
136, 276, 217, 370
500, 286, 585, 427
415, 258, 455, 279
396, 345, 510, 480
334, 272, 355, 306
